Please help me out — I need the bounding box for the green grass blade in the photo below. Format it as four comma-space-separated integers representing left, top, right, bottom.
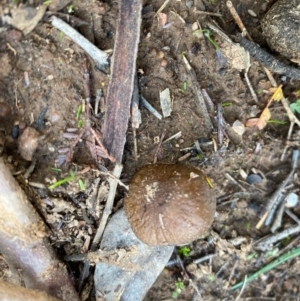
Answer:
231, 247, 300, 290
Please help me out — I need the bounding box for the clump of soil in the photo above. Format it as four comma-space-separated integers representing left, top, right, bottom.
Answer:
261, 0, 300, 64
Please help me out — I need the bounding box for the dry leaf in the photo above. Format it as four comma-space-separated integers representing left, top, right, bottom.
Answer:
246, 108, 271, 130
271, 85, 283, 101
246, 85, 283, 130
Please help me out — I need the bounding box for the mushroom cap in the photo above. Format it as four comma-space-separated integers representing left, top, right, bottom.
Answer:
124, 164, 216, 246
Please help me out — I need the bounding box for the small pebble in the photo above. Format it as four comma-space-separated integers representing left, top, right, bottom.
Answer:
0, 102, 11, 118
157, 51, 164, 59
248, 9, 257, 17
11, 123, 20, 139
18, 127, 39, 161
285, 192, 299, 208
246, 174, 263, 185
150, 48, 157, 56
160, 59, 168, 67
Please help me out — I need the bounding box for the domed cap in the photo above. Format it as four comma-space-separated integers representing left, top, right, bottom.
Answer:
124, 164, 216, 246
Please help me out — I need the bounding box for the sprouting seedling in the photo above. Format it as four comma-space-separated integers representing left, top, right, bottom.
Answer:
178, 82, 187, 93
50, 167, 62, 173
290, 99, 300, 114
201, 29, 219, 51
172, 281, 184, 299
48, 171, 75, 190
67, 4, 74, 14
76, 104, 83, 119
221, 102, 232, 107
78, 179, 85, 191
178, 246, 190, 257
200, 29, 227, 69
267, 119, 287, 125
76, 104, 84, 128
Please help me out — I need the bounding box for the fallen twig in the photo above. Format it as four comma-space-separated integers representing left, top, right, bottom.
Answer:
131, 74, 142, 161
225, 173, 247, 192
102, 0, 142, 163
256, 225, 300, 251
261, 149, 299, 227
236, 36, 300, 80
0, 159, 79, 300
91, 163, 123, 250
234, 275, 247, 301
194, 10, 222, 17
154, 0, 171, 17
154, 129, 166, 164
51, 16, 109, 71
140, 95, 163, 120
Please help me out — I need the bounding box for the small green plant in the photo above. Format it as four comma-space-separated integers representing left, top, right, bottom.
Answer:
59, 31, 64, 41
290, 99, 300, 114
267, 119, 287, 125
172, 281, 184, 299
67, 4, 74, 14
43, 0, 51, 5
245, 221, 251, 230
178, 82, 187, 93
221, 102, 232, 107
76, 104, 83, 128
78, 179, 85, 191
178, 246, 191, 257
201, 29, 219, 51
48, 171, 75, 190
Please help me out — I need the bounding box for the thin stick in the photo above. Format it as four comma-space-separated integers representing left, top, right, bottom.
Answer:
244, 71, 259, 103
154, 129, 166, 164
235, 275, 247, 301
207, 21, 234, 44
281, 97, 300, 129
225, 173, 247, 192
154, 0, 171, 17
270, 195, 285, 232
140, 95, 162, 120
94, 89, 102, 116
133, 128, 138, 161
226, 1, 250, 39
194, 10, 222, 17
51, 16, 109, 71
162, 131, 182, 144
193, 254, 215, 264
131, 74, 141, 161
285, 208, 300, 225
263, 150, 299, 226
91, 163, 123, 251
256, 225, 300, 251
228, 256, 239, 287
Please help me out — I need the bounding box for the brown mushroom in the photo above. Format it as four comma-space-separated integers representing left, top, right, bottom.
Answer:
124, 164, 216, 246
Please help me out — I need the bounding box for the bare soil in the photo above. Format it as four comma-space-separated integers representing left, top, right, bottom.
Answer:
1, 0, 300, 300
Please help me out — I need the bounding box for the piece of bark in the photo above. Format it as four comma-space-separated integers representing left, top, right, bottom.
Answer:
102, 0, 142, 163
0, 280, 62, 301
0, 158, 79, 301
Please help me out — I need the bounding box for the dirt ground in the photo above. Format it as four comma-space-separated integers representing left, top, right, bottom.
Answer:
1, 0, 300, 300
